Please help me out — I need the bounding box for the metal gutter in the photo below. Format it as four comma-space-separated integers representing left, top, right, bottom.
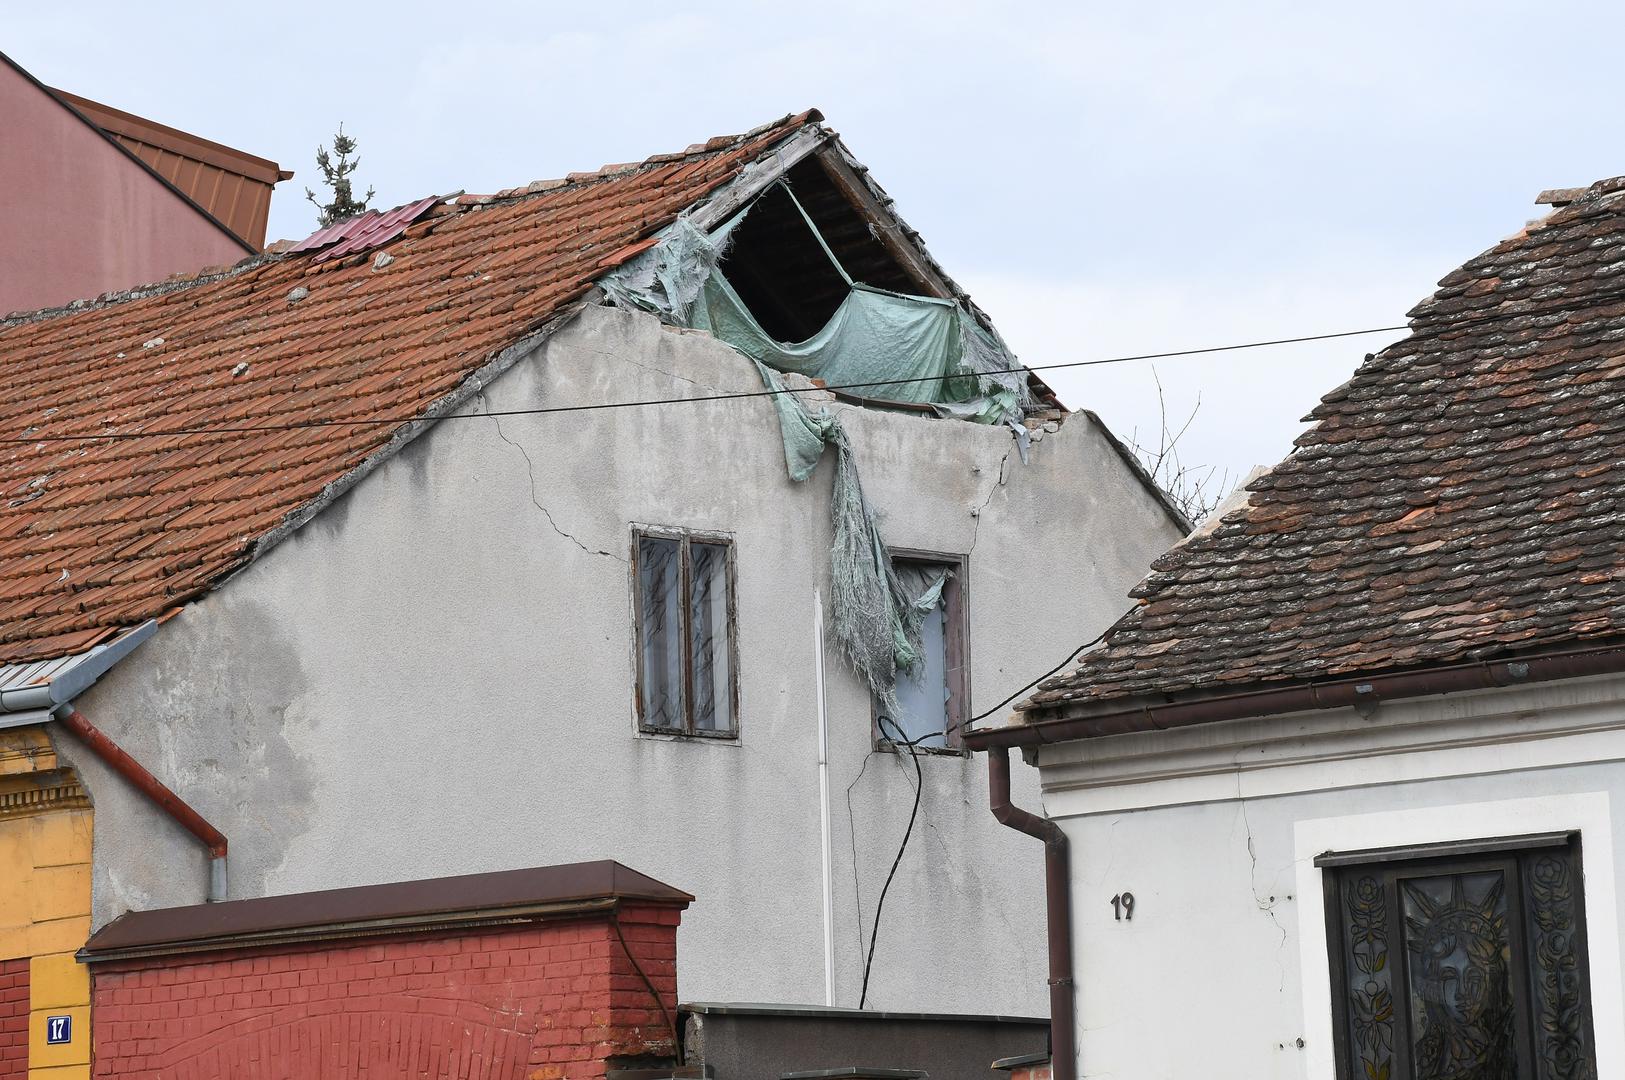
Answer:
967, 640, 1625, 750
0, 620, 156, 714
56, 706, 229, 901
986, 749, 1074, 1080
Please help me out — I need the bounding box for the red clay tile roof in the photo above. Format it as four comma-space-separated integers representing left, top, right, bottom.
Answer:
1025, 176, 1625, 717
0, 111, 821, 665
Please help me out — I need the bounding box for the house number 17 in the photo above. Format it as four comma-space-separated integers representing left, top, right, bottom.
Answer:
1110, 892, 1136, 921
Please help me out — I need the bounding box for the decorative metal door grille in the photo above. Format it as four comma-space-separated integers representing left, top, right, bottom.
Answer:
1319, 834, 1597, 1080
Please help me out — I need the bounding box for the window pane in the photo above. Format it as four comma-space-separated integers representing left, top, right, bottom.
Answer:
1334, 873, 1396, 1080
1399, 870, 1516, 1079
1328, 844, 1597, 1080
1521, 850, 1595, 1079
885, 561, 951, 750
688, 541, 733, 733
637, 536, 684, 730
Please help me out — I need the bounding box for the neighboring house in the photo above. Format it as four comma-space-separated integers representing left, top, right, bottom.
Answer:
0, 51, 288, 316
0, 109, 1184, 1074
969, 182, 1625, 1079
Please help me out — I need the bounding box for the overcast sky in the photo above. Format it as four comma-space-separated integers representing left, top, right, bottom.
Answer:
12, 2, 1625, 489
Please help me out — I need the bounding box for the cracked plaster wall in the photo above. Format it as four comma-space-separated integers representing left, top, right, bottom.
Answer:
66, 304, 1182, 1015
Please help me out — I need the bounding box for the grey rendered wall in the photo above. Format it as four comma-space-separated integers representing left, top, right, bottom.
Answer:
59, 304, 1184, 1015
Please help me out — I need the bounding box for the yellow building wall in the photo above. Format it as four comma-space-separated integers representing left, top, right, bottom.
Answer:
0, 726, 92, 1080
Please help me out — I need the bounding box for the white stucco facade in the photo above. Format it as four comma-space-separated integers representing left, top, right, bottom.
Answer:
1030, 670, 1625, 1078
56, 304, 1184, 1015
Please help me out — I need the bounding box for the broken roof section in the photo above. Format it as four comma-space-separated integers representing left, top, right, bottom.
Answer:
989, 176, 1625, 733
0, 110, 1085, 669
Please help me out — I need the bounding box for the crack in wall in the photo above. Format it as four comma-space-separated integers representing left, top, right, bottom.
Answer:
967, 446, 1013, 554
1235, 771, 1290, 993
481, 394, 624, 562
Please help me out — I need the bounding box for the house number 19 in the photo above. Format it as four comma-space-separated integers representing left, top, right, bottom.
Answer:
1110, 892, 1136, 921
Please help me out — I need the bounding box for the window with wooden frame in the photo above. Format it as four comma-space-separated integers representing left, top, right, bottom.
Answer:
632, 528, 738, 738
1318, 832, 1597, 1080
873, 553, 968, 753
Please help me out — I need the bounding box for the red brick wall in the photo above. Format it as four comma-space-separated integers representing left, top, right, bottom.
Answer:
0, 957, 26, 1080
88, 904, 679, 1080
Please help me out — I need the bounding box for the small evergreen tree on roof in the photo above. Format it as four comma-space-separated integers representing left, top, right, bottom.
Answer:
305, 124, 376, 228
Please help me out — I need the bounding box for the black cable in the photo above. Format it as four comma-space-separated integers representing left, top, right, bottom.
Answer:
1, 324, 1411, 445
964, 611, 1130, 726
858, 714, 925, 1010
611, 912, 678, 1056
20, 267, 1625, 448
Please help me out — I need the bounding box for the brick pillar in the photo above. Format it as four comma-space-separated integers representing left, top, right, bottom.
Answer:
0, 957, 27, 1080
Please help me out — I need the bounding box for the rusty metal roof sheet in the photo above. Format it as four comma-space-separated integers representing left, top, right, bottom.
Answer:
81, 859, 692, 961
52, 88, 289, 250
285, 195, 443, 263
1023, 177, 1625, 719
0, 111, 821, 667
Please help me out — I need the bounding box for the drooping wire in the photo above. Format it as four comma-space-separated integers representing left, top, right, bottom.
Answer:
964, 610, 1131, 726
23, 268, 1625, 448
851, 617, 1133, 1006
0, 325, 1410, 445
612, 913, 678, 1054
857, 714, 926, 1010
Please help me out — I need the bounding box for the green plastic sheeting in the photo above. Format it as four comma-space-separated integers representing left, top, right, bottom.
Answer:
694, 273, 978, 408
750, 358, 934, 708
600, 182, 1032, 706
600, 185, 1029, 427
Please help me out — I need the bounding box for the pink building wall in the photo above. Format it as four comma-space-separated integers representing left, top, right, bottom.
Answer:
0, 61, 251, 317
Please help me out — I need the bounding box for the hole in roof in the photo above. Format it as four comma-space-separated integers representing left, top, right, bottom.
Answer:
716, 155, 923, 342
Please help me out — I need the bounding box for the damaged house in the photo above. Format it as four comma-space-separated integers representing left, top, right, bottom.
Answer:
0, 111, 1183, 1075
969, 180, 1625, 1080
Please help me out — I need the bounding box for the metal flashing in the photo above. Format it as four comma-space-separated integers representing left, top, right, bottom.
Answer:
0, 620, 155, 713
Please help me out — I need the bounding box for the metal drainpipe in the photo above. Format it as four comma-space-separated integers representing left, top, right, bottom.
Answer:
987, 746, 1075, 1080
55, 707, 229, 902
813, 588, 836, 1006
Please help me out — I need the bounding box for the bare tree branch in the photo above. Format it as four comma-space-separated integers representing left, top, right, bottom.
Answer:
1127, 367, 1231, 524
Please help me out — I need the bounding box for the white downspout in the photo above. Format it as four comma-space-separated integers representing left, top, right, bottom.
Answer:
814, 588, 836, 1006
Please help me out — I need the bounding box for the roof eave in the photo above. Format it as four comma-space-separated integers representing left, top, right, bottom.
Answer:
965, 637, 1625, 750
0, 620, 157, 715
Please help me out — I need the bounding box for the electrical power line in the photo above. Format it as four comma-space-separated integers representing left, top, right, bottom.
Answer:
2, 324, 1409, 446
17, 247, 1625, 448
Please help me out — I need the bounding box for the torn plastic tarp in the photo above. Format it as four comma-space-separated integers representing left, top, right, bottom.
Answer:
750, 358, 933, 708
600, 183, 1033, 705
600, 185, 1031, 429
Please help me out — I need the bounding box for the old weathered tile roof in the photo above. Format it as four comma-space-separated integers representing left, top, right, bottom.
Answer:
1026, 176, 1625, 716
0, 111, 820, 665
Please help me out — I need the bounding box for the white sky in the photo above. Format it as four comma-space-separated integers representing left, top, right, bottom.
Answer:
11, 1, 1625, 486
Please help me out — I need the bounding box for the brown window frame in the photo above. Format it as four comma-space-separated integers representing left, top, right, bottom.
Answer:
630, 525, 741, 739
1317, 831, 1598, 1080
871, 549, 969, 755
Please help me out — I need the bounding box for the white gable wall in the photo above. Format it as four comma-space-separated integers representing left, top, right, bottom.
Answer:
59, 304, 1184, 1015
